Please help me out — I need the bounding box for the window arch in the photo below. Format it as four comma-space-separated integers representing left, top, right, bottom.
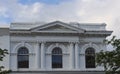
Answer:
85, 47, 95, 68
18, 47, 29, 68
52, 47, 62, 68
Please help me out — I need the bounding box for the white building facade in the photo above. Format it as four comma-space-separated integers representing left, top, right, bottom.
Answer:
0, 21, 112, 74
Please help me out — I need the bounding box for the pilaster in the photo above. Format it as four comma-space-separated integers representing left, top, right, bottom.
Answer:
41, 42, 45, 69
69, 42, 74, 69
35, 42, 40, 69
75, 42, 79, 69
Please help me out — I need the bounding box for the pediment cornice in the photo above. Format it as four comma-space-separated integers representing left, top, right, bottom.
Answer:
30, 21, 85, 33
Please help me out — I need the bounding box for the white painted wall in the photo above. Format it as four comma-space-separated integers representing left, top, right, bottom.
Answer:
0, 21, 111, 72
9, 35, 106, 71
0, 28, 10, 70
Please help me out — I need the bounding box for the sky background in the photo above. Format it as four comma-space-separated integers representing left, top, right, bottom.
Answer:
0, 0, 120, 39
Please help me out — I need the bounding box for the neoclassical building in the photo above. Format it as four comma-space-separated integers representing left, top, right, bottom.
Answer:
0, 21, 112, 74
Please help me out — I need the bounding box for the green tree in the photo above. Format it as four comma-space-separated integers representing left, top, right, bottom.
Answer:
0, 48, 10, 74
96, 36, 120, 74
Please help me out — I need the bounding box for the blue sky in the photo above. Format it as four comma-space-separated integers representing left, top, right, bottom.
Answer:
0, 0, 73, 24
0, 0, 120, 38
0, 0, 71, 24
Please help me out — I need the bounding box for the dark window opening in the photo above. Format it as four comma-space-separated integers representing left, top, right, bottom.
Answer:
52, 47, 62, 68
18, 47, 29, 68
85, 47, 95, 68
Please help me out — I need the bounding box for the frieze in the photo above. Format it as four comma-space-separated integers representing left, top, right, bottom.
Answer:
11, 40, 79, 43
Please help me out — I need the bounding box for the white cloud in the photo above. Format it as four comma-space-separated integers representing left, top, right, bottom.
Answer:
0, 7, 8, 17
0, 0, 120, 38
13, 2, 43, 22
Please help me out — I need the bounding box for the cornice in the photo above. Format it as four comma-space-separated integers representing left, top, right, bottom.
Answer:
85, 30, 113, 36
11, 40, 79, 43
10, 31, 111, 37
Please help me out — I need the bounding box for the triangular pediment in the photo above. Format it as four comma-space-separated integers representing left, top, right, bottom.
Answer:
37, 24, 76, 31
30, 21, 85, 33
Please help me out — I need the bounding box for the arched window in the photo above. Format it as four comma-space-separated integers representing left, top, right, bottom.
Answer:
85, 47, 95, 68
52, 47, 62, 68
18, 47, 29, 68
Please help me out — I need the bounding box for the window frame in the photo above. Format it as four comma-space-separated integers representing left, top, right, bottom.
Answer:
52, 47, 63, 68
17, 47, 29, 68
85, 47, 95, 68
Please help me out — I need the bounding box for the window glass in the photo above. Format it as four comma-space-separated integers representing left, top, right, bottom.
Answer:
85, 47, 95, 68
18, 47, 29, 68
52, 47, 62, 68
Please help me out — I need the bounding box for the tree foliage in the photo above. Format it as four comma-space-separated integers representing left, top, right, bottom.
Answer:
0, 48, 10, 74
96, 36, 120, 74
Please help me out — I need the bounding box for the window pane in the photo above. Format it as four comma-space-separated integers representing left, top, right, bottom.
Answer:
52, 55, 62, 68
18, 47, 28, 54
85, 48, 95, 68
18, 47, 29, 68
85, 55, 95, 68
52, 47, 62, 68
52, 47, 62, 54
18, 55, 29, 68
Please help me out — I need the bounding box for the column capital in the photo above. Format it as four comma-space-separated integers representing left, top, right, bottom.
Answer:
36, 40, 40, 43
69, 42, 73, 43
69, 42, 79, 44
75, 42, 79, 44
69, 42, 75, 44
29, 53, 35, 56
41, 41, 46, 44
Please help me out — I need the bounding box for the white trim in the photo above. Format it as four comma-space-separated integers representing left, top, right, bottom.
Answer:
31, 21, 84, 33
81, 42, 99, 54
12, 42, 33, 53
46, 43, 66, 54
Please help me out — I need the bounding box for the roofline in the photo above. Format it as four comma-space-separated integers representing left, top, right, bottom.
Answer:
30, 21, 85, 32
85, 30, 113, 36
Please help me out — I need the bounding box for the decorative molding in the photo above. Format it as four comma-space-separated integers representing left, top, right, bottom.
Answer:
12, 42, 34, 53
30, 21, 85, 33
10, 53, 17, 56
46, 52, 69, 55
63, 52, 69, 55
55, 43, 59, 47
79, 53, 85, 56
81, 42, 100, 54
11, 39, 79, 43
46, 43, 67, 54
65, 41, 77, 44
29, 53, 36, 56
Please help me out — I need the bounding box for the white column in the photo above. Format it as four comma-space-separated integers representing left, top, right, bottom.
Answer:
35, 42, 40, 69
75, 42, 79, 69
69, 42, 74, 69
41, 42, 45, 69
